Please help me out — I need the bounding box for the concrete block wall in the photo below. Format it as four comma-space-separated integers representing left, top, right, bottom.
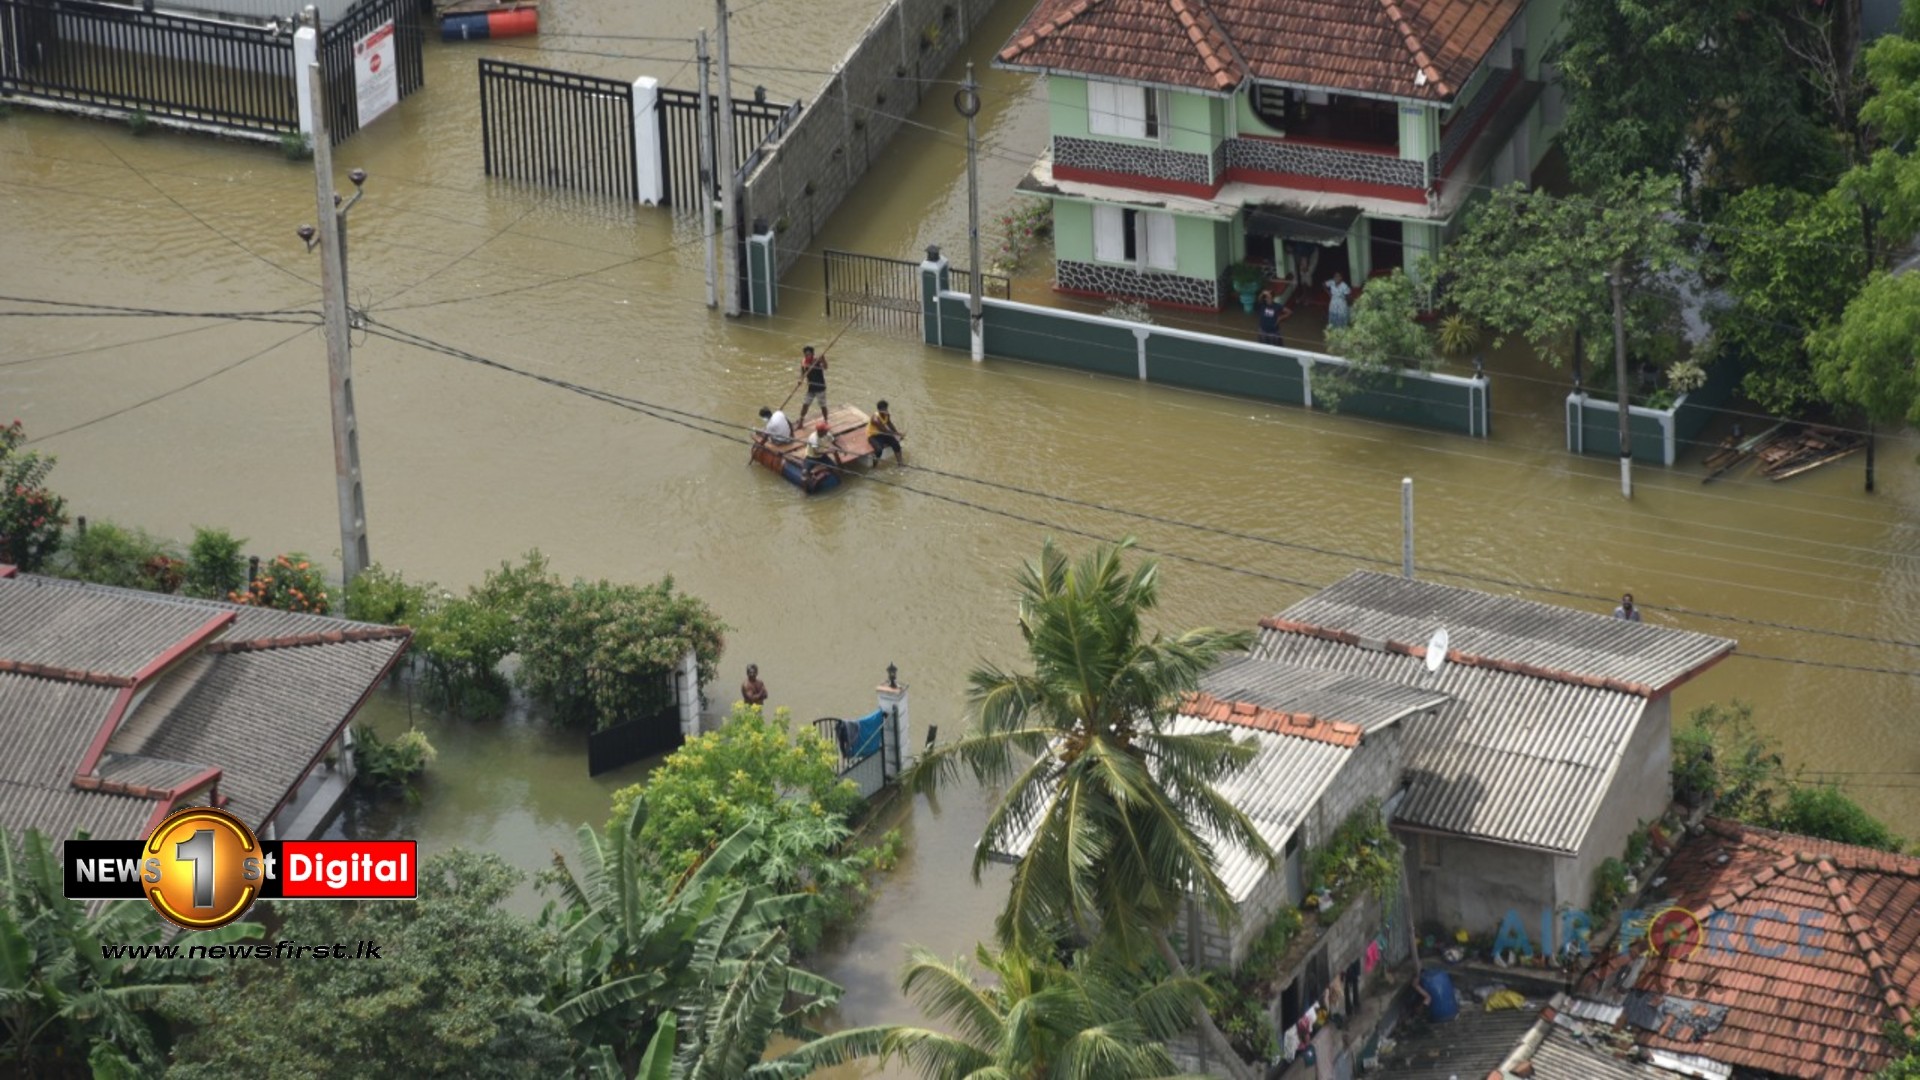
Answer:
1306, 727, 1405, 851
740, 0, 1001, 278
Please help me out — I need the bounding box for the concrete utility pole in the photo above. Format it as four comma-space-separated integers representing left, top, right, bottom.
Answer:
298, 9, 370, 588
1609, 265, 1632, 500
1401, 477, 1414, 578
697, 29, 717, 309
956, 62, 983, 361
715, 0, 740, 316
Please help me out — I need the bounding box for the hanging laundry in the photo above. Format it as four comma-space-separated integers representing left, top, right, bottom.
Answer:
1364, 938, 1383, 974
1283, 1027, 1301, 1061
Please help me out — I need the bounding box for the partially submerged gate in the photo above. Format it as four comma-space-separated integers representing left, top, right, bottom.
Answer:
823, 249, 1008, 332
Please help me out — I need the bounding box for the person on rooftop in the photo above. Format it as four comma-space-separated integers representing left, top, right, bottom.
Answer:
1614, 593, 1643, 622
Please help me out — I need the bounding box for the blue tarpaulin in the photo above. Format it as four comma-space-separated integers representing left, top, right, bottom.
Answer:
838, 709, 885, 759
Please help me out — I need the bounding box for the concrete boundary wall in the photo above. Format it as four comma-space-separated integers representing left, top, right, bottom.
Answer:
922, 269, 1492, 438
738, 0, 1001, 278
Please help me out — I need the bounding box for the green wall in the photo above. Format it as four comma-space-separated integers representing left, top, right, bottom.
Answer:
1147, 335, 1304, 404
1050, 197, 1225, 279
1570, 396, 1669, 465
1234, 91, 1283, 138
1524, 0, 1568, 81
1053, 199, 1094, 263
1318, 369, 1486, 434
1047, 76, 1221, 154
1398, 103, 1437, 163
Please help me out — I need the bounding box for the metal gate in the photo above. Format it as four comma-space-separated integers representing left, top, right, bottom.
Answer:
655, 88, 800, 206
584, 670, 685, 776
479, 59, 637, 200
824, 249, 1009, 331
813, 715, 890, 801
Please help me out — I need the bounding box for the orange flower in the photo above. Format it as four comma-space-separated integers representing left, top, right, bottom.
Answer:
298, 561, 310, 570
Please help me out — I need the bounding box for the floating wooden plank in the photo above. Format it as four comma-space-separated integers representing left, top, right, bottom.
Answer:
1769, 444, 1862, 481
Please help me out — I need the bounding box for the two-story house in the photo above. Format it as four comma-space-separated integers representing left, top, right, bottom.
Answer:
995, 0, 1567, 309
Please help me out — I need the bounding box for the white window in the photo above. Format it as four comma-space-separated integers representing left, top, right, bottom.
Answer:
1087, 80, 1160, 140
1092, 205, 1179, 271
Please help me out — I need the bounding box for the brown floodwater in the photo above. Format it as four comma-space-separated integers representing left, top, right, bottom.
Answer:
4, 0, 1918, 1068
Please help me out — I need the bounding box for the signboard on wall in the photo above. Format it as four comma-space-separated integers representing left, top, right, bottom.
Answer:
353, 21, 399, 128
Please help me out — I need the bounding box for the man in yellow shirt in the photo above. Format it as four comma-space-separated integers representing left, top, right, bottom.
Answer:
867, 399, 904, 464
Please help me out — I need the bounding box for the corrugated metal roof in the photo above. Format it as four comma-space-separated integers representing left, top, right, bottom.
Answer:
1255, 632, 1645, 853
95, 753, 215, 792
1202, 654, 1449, 732
1277, 571, 1735, 694
1382, 1007, 1539, 1079
994, 712, 1353, 903
1532, 1023, 1668, 1079
0, 575, 220, 678
0, 675, 118, 788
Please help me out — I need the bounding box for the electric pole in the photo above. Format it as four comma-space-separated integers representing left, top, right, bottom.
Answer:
697, 29, 717, 309
956, 62, 983, 362
715, 0, 740, 316
1609, 265, 1632, 500
299, 6, 371, 589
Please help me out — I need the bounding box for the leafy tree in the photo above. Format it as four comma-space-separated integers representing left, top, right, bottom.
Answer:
1772, 784, 1906, 852
51, 521, 178, 592
182, 526, 246, 600
0, 420, 67, 572
1671, 701, 1788, 820
1808, 270, 1920, 426
408, 553, 555, 716
540, 804, 841, 1070
344, 562, 436, 626
1551, 0, 1840, 195
517, 575, 726, 731
1320, 268, 1439, 409
1842, 18, 1920, 243
0, 829, 260, 1073
1708, 186, 1867, 414
1438, 174, 1692, 381
604, 705, 887, 950
901, 538, 1263, 1073
771, 944, 1209, 1080
164, 850, 571, 1079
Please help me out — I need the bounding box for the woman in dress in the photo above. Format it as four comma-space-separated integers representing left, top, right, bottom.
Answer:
1326, 271, 1353, 330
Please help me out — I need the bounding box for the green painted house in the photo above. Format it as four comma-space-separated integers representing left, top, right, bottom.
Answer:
995, 0, 1569, 310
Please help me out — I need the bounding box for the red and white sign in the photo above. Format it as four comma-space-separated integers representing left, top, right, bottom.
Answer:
353, 21, 399, 129
274, 840, 417, 898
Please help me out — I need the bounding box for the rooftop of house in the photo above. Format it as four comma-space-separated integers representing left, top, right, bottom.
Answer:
0, 570, 410, 848
996, 0, 1527, 102
1256, 573, 1736, 855
1583, 818, 1920, 1079
994, 655, 1447, 901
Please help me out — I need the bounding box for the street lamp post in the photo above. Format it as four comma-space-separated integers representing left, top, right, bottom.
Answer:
955, 64, 983, 362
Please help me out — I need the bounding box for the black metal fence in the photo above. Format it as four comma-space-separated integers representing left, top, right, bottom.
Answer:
0, 0, 295, 134
654, 88, 799, 206
824, 248, 1009, 331
479, 59, 637, 200
317, 0, 423, 143
585, 670, 684, 776
0, 0, 420, 142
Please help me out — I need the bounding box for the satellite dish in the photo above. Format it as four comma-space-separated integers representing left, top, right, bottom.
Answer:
1425, 627, 1450, 674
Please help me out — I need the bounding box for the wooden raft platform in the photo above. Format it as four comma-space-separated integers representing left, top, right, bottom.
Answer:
750, 405, 875, 494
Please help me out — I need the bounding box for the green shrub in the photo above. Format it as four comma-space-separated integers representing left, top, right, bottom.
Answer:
352, 724, 436, 794
183, 526, 247, 599
1671, 701, 1786, 819
517, 574, 725, 731
0, 420, 67, 571
1307, 799, 1401, 903
346, 563, 436, 627
235, 552, 329, 613
1590, 856, 1632, 920
127, 109, 152, 135
56, 520, 178, 591
1771, 784, 1905, 852
279, 131, 312, 160
412, 595, 515, 716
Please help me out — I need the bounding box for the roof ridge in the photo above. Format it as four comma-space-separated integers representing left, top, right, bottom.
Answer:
204, 626, 414, 654
1258, 616, 1659, 696
1709, 817, 1920, 878
1181, 691, 1363, 748
1166, 0, 1242, 90
1370, 0, 1450, 99
0, 658, 135, 687
1810, 856, 1912, 1024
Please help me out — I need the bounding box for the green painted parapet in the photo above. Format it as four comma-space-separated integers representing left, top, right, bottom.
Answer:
919, 247, 950, 347
1567, 393, 1672, 465
1145, 333, 1305, 406
1312, 360, 1490, 436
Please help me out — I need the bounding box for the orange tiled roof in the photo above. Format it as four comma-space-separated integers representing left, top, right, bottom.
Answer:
997, 0, 1525, 101
1180, 691, 1364, 747
1620, 818, 1920, 1078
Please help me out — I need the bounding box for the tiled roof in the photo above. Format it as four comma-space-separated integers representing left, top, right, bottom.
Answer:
1270, 571, 1735, 697
1255, 630, 1645, 853
998, 0, 1526, 101
1610, 818, 1920, 1078
0, 573, 409, 844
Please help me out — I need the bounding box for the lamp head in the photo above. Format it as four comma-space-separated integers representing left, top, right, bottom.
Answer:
348, 168, 367, 187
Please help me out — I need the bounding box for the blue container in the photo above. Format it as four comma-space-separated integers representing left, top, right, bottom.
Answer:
1419, 968, 1458, 1021
440, 13, 489, 41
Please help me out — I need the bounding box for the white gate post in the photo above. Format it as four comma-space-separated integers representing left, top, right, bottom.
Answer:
677, 648, 702, 739
633, 76, 665, 206
877, 664, 909, 780
293, 25, 319, 145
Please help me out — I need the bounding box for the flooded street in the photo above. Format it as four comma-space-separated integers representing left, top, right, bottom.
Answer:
4, 0, 1919, 1061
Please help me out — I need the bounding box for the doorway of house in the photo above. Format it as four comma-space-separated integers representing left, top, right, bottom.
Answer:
1369, 218, 1404, 278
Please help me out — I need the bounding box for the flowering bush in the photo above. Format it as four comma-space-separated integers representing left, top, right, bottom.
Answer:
0, 420, 69, 572
233, 553, 331, 614
988, 199, 1052, 275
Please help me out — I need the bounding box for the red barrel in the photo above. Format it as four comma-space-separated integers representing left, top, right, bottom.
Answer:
486, 7, 538, 37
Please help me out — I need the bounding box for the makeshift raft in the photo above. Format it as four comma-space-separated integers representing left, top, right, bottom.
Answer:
750, 405, 875, 494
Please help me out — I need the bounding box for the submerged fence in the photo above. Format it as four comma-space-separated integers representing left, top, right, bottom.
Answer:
918, 259, 1491, 438
0, 0, 420, 142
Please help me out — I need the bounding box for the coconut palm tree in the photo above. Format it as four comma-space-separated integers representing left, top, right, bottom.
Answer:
766, 945, 1210, 1080
902, 539, 1271, 1076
